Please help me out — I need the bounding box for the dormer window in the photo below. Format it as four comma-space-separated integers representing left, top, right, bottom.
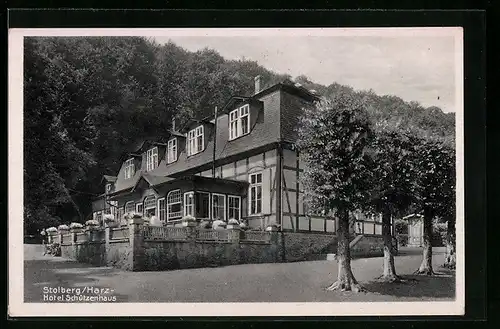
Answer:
146, 147, 158, 171
105, 183, 112, 193
187, 125, 204, 156
124, 158, 135, 179
229, 104, 250, 140
167, 138, 177, 163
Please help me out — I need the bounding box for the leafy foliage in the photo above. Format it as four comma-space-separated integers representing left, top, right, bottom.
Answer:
296, 92, 373, 214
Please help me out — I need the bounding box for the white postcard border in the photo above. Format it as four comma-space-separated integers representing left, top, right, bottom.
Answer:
8, 27, 465, 317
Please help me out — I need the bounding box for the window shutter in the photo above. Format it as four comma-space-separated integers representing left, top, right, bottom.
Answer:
261, 168, 272, 215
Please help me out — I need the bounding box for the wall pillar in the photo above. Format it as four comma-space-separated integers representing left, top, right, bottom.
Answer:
105, 227, 111, 248
128, 217, 145, 271
227, 227, 241, 243
185, 223, 197, 240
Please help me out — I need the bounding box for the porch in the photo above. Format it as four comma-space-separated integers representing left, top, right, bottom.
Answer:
108, 174, 250, 227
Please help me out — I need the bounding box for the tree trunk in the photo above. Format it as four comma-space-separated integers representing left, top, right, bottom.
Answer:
444, 218, 456, 269
380, 207, 400, 281
415, 208, 434, 275
326, 208, 365, 292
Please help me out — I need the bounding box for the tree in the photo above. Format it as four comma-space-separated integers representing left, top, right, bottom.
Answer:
411, 137, 455, 275
435, 147, 456, 269
297, 92, 373, 292
367, 125, 418, 282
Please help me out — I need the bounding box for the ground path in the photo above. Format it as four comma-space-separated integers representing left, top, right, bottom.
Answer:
24, 244, 455, 302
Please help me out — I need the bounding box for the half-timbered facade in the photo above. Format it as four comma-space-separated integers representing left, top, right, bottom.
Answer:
91, 76, 384, 233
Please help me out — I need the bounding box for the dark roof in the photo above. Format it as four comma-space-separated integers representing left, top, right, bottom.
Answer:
131, 173, 175, 192
111, 80, 316, 195
179, 118, 215, 133
101, 175, 117, 183
169, 130, 186, 138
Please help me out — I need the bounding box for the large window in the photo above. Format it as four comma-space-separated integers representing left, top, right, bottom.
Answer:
167, 190, 182, 221
144, 195, 157, 217
184, 191, 210, 219
167, 138, 177, 163
124, 158, 135, 179
184, 192, 195, 217
212, 193, 226, 221
228, 195, 241, 221
146, 147, 159, 171
249, 172, 263, 215
116, 207, 124, 223
106, 201, 117, 217
135, 202, 143, 215
187, 126, 204, 156
196, 192, 210, 219
229, 104, 250, 140
158, 198, 166, 223
125, 201, 135, 214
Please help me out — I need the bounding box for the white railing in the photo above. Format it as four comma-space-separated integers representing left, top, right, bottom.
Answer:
241, 231, 272, 243
143, 226, 188, 241
196, 229, 229, 242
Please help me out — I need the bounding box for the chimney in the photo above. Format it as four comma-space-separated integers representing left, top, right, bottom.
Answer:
254, 75, 262, 95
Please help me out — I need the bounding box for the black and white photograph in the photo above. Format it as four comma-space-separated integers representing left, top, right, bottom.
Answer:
9, 27, 464, 316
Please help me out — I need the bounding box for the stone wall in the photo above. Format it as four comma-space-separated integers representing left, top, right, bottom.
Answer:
106, 240, 131, 270
60, 228, 131, 270
277, 232, 337, 262
350, 234, 384, 258
59, 220, 384, 272
142, 240, 278, 271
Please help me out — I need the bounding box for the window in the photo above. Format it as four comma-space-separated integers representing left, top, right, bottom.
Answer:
124, 158, 135, 179
187, 125, 204, 156
249, 172, 263, 215
146, 147, 159, 171
167, 138, 177, 163
125, 201, 135, 214
144, 195, 156, 217
95, 211, 103, 224
196, 192, 210, 219
184, 192, 195, 217
228, 195, 241, 221
135, 203, 143, 215
144, 195, 156, 209
106, 183, 113, 193
167, 190, 182, 221
106, 201, 117, 217
229, 104, 250, 140
116, 207, 123, 222
184, 191, 210, 219
158, 198, 166, 223
212, 193, 226, 221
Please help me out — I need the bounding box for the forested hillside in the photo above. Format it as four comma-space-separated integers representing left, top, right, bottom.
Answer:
23, 36, 455, 234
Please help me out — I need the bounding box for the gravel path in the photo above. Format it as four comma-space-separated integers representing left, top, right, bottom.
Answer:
24, 244, 455, 303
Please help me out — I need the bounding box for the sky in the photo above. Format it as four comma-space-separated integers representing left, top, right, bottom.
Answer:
153, 34, 458, 113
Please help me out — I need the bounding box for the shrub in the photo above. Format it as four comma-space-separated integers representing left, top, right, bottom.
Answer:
199, 220, 212, 229
394, 219, 408, 235
69, 222, 83, 229
45, 243, 61, 256
212, 220, 226, 230
182, 215, 196, 222
85, 219, 99, 226
57, 224, 69, 230
228, 218, 240, 225
46, 227, 57, 233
